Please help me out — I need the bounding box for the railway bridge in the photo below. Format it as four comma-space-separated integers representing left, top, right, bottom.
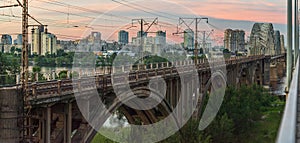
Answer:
0, 55, 285, 143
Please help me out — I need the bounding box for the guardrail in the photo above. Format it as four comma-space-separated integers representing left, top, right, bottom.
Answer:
276, 57, 299, 143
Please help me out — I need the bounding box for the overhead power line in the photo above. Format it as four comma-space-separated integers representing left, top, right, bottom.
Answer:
119, 0, 179, 19
0, 4, 19, 8
111, 0, 176, 21
35, 0, 130, 20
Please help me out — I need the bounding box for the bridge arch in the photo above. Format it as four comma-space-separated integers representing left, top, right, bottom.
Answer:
83, 86, 183, 143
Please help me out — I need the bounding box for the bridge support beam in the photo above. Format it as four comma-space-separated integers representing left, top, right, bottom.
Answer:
263, 58, 271, 86
0, 87, 21, 143
46, 107, 51, 143
64, 103, 72, 143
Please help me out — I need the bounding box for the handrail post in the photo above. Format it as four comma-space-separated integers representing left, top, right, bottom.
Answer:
32, 82, 37, 98
58, 80, 62, 95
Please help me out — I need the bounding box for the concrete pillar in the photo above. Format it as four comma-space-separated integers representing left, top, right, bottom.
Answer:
0, 87, 21, 143
175, 79, 180, 123
263, 59, 270, 86
38, 118, 42, 143
64, 103, 72, 143
46, 107, 51, 143
41, 111, 46, 143
270, 65, 278, 82
169, 80, 173, 109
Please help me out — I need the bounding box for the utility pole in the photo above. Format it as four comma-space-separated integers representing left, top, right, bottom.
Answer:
174, 18, 212, 63
130, 18, 158, 63
16, 0, 46, 141
21, 0, 29, 141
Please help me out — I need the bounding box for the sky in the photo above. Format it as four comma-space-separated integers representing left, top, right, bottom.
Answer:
0, 0, 287, 45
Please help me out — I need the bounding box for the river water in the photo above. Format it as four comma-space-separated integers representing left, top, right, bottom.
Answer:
28, 66, 72, 74
270, 76, 287, 96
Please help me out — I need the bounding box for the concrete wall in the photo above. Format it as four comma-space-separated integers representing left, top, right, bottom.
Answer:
0, 86, 21, 143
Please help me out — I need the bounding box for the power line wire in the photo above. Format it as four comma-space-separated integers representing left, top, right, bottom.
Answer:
35, 0, 131, 20
120, 0, 179, 19
111, 0, 176, 21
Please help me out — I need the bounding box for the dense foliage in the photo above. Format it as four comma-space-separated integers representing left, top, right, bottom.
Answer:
34, 49, 74, 67
92, 85, 284, 143
0, 52, 20, 85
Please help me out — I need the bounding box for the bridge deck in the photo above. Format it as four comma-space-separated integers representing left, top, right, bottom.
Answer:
24, 55, 275, 105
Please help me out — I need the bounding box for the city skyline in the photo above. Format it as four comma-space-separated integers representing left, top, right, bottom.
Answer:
0, 0, 286, 42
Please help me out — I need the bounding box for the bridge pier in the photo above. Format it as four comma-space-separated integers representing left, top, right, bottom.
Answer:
263, 58, 271, 86
63, 103, 72, 143
0, 87, 21, 143
270, 64, 278, 82
46, 107, 51, 143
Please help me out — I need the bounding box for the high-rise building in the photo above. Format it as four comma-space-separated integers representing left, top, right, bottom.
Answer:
90, 32, 101, 43
184, 29, 194, 50
137, 31, 147, 38
132, 31, 147, 46
13, 34, 22, 45
41, 32, 57, 55
118, 30, 129, 44
224, 29, 245, 52
1, 34, 12, 45
131, 31, 167, 55
31, 26, 58, 55
80, 32, 101, 45
155, 31, 166, 45
31, 26, 44, 55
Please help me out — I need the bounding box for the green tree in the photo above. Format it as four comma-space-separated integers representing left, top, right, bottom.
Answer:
143, 55, 168, 65
0, 53, 20, 85
10, 46, 16, 54
223, 49, 230, 53
58, 70, 68, 79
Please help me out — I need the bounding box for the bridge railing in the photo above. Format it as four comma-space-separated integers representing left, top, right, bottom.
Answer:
24, 55, 274, 100
276, 57, 299, 143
